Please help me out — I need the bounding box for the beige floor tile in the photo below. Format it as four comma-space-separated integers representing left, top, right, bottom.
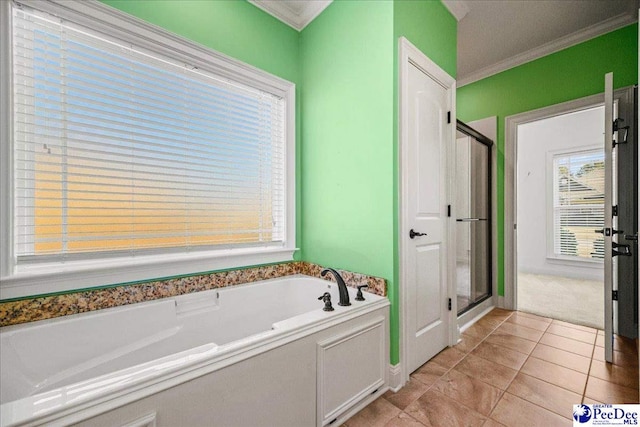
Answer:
454, 333, 484, 354
384, 379, 431, 410
454, 354, 518, 390
530, 343, 592, 374
551, 319, 597, 333
507, 373, 581, 418
490, 392, 569, 426
596, 334, 604, 347
512, 311, 552, 323
485, 332, 537, 355
488, 308, 514, 317
589, 359, 639, 390
405, 389, 486, 427
593, 334, 636, 353
495, 322, 544, 342
585, 376, 639, 404
483, 419, 507, 427
433, 369, 503, 416
343, 397, 400, 427
613, 335, 638, 355
520, 357, 587, 394
410, 361, 449, 388
465, 322, 497, 339
472, 341, 528, 370
476, 316, 506, 330
582, 397, 605, 405
593, 346, 638, 368
539, 333, 594, 357
383, 412, 426, 427
506, 313, 551, 331
546, 324, 596, 344
430, 347, 466, 369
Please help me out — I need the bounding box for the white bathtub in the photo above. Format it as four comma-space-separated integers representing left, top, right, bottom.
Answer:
0, 275, 390, 427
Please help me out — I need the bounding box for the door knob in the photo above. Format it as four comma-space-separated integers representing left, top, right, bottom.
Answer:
409, 229, 427, 239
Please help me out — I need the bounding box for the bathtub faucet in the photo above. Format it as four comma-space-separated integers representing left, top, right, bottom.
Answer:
320, 268, 351, 307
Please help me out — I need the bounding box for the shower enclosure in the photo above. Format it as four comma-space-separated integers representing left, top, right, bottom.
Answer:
456, 121, 492, 314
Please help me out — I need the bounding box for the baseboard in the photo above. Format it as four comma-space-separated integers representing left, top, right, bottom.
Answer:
388, 364, 403, 392
498, 295, 505, 309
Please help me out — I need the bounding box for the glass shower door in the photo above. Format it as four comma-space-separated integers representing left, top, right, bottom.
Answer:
456, 123, 492, 314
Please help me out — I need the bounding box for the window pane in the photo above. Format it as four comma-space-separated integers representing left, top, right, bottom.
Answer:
553, 149, 604, 260
13, 6, 287, 261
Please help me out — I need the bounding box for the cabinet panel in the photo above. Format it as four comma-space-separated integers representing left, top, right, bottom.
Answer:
317, 317, 386, 426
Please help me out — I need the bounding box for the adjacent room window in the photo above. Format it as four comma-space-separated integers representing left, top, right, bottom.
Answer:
551, 149, 604, 260
2, 1, 294, 296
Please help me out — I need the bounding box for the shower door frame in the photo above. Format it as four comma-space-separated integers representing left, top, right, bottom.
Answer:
456, 120, 494, 315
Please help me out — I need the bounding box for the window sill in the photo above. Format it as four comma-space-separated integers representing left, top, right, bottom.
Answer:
546, 255, 604, 269
0, 247, 297, 300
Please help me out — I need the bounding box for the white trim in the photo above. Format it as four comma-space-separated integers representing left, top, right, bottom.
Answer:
398, 37, 456, 384
0, 248, 296, 300
248, 0, 332, 31
458, 13, 637, 87
387, 364, 403, 392
504, 91, 632, 311
441, 0, 469, 22
0, 0, 297, 299
0, 0, 13, 284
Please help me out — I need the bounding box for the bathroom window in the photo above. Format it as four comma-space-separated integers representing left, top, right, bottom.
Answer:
550, 149, 604, 261
1, 1, 295, 298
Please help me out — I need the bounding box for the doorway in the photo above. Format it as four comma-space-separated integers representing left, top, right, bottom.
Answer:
516, 106, 605, 329
504, 87, 637, 338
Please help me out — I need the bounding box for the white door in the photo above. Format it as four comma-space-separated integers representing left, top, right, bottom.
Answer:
603, 72, 615, 363
400, 38, 455, 375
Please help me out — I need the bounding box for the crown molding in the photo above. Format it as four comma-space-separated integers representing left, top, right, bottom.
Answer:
442, 0, 469, 22
248, 0, 332, 31
458, 12, 637, 87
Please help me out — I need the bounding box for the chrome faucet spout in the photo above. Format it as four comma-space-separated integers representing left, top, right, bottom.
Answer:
320, 268, 351, 307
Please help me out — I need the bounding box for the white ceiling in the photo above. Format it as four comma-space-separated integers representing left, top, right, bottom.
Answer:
450, 0, 639, 86
251, 0, 638, 86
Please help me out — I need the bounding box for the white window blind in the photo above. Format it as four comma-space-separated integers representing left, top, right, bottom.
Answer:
552, 149, 604, 260
12, 4, 287, 262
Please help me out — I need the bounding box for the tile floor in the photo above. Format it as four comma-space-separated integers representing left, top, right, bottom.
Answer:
343, 309, 639, 427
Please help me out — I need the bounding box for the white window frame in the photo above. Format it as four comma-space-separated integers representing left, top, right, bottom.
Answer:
546, 145, 604, 266
0, 0, 296, 299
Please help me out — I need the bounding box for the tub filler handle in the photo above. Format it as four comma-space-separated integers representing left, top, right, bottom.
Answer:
355, 285, 368, 301
318, 292, 334, 311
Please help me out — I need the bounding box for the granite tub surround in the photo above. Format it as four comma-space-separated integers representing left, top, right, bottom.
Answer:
0, 262, 387, 327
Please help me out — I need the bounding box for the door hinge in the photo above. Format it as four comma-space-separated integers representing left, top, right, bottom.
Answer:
448, 298, 452, 311
612, 205, 618, 217
612, 290, 619, 301
447, 111, 451, 124
447, 204, 451, 217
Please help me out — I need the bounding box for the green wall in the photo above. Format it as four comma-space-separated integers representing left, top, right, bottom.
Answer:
457, 24, 638, 296
299, 0, 396, 358
299, 0, 457, 365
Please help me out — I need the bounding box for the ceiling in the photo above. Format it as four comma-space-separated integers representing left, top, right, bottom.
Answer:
251, 0, 638, 86
449, 0, 639, 86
